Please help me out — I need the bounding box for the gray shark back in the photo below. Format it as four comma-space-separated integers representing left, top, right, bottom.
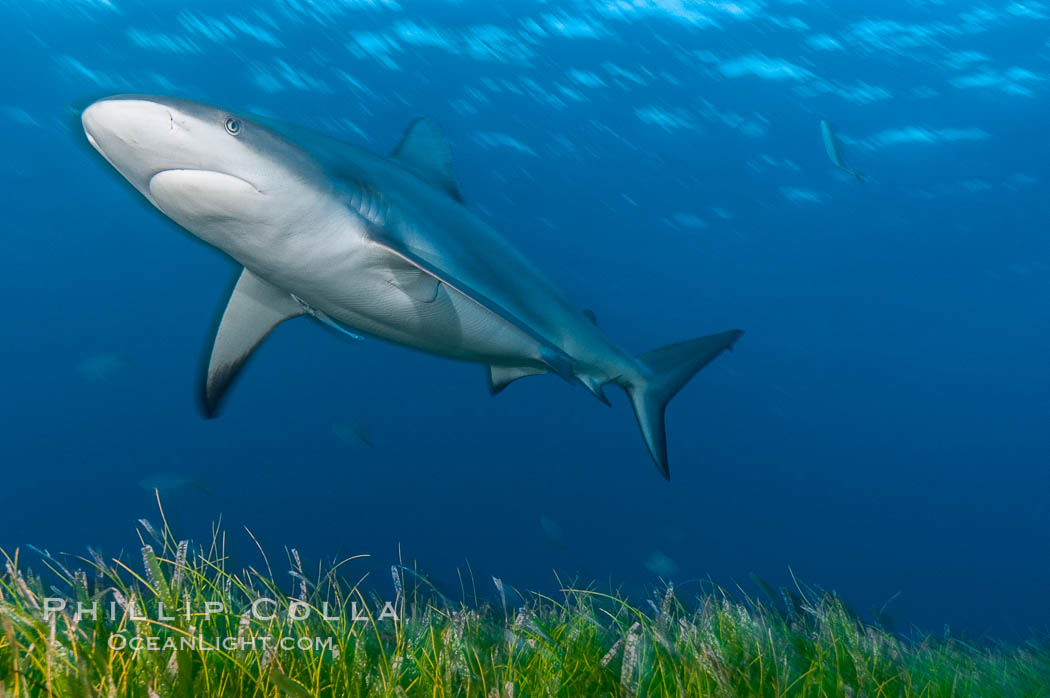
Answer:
264, 117, 629, 376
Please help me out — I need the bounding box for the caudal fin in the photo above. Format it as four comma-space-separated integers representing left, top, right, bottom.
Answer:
625, 329, 743, 480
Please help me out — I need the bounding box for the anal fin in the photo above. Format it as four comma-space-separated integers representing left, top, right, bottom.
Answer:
579, 375, 611, 406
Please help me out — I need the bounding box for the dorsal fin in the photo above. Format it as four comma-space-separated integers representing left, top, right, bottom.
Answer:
391, 118, 463, 202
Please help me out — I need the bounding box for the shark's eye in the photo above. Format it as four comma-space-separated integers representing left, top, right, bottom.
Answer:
224, 118, 241, 136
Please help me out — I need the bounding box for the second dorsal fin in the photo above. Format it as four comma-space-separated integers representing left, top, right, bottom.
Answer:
391, 118, 463, 202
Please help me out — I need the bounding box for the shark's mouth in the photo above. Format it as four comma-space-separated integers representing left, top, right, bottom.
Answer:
149, 169, 261, 194
148, 169, 266, 222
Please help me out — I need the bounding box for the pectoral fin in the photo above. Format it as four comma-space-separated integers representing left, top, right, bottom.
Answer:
203, 268, 305, 416
363, 222, 578, 378
387, 260, 441, 303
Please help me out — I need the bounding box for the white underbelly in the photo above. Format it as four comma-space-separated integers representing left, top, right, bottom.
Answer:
324, 279, 543, 364
253, 240, 543, 365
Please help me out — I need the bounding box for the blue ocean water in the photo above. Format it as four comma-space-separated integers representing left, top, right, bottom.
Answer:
1, 0, 1047, 638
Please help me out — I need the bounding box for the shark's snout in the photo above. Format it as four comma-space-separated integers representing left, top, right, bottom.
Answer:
82, 97, 173, 149
82, 97, 179, 189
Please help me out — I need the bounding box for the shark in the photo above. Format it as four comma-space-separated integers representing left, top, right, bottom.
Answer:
820, 119, 865, 183
81, 95, 742, 479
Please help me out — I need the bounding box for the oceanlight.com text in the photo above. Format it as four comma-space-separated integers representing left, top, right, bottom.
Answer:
107, 634, 335, 652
